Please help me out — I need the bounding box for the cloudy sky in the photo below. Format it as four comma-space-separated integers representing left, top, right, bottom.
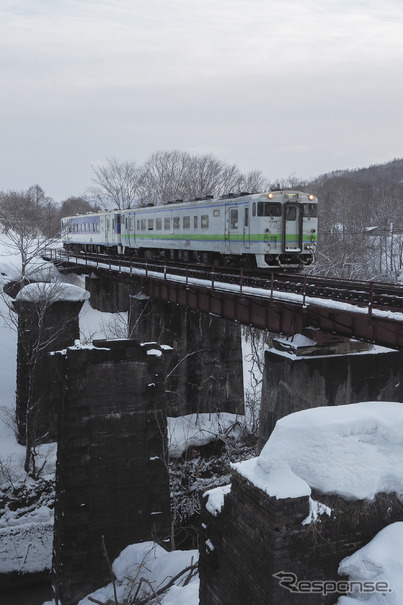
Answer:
1, 0, 403, 201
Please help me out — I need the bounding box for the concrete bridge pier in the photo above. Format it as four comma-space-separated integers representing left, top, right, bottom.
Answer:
258, 329, 403, 452
13, 282, 89, 446
129, 292, 244, 417
84, 274, 130, 312
50, 339, 171, 605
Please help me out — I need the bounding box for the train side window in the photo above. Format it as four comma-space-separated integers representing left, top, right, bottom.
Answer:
183, 216, 190, 229
230, 209, 238, 229
148, 219, 154, 230
201, 215, 209, 229
156, 218, 162, 230
137, 220, 140, 230
129, 218, 134, 230
245, 207, 249, 227
164, 217, 170, 230
252, 202, 256, 217
173, 217, 180, 229
194, 216, 198, 229
141, 219, 146, 230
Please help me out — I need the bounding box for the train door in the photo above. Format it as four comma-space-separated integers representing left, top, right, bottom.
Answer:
243, 206, 250, 248
228, 205, 239, 253
283, 203, 302, 252
105, 215, 111, 246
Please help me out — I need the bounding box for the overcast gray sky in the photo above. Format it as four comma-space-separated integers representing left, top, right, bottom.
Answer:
1, 0, 403, 201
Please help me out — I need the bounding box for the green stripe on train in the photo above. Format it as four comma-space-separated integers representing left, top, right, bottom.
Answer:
121, 233, 317, 243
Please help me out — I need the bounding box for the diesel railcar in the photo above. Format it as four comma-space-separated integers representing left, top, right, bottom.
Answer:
61, 190, 318, 270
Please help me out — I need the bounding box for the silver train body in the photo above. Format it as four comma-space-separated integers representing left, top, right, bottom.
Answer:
61, 190, 318, 270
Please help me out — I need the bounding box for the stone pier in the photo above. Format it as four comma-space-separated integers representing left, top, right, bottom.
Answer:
258, 330, 403, 452
84, 274, 130, 312
50, 339, 171, 605
13, 282, 89, 445
129, 292, 244, 417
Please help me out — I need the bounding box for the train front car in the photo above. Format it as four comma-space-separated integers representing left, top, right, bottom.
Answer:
251, 190, 318, 270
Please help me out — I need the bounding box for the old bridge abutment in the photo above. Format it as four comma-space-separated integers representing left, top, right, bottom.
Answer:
50, 339, 171, 605
258, 332, 403, 451
85, 273, 245, 417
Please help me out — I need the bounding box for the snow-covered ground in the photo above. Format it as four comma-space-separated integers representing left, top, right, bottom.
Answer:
76, 542, 199, 605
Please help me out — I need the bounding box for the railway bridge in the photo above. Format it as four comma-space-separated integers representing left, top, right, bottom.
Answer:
44, 248, 403, 350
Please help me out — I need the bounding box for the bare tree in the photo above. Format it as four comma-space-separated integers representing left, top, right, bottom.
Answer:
0, 187, 56, 279
87, 157, 142, 209
3, 282, 83, 478
139, 150, 270, 205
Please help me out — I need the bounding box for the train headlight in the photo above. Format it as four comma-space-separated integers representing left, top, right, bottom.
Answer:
308, 194, 315, 200
268, 193, 274, 199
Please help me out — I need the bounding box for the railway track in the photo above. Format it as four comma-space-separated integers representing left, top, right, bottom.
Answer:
43, 249, 403, 314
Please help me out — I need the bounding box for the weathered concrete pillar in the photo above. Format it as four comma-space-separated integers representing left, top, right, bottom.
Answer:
13, 282, 89, 445
50, 339, 171, 605
199, 471, 403, 605
258, 331, 403, 452
85, 274, 130, 312
129, 293, 244, 416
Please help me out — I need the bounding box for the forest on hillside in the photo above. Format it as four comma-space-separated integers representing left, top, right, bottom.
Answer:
306, 158, 403, 282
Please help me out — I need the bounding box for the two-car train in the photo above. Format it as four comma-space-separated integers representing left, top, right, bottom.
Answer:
61, 189, 318, 271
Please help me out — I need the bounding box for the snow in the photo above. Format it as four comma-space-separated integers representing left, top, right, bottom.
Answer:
78, 541, 199, 605
337, 522, 403, 604
204, 484, 231, 516
0, 499, 54, 574
301, 497, 332, 525
168, 412, 243, 458
233, 402, 403, 501
147, 348, 163, 357
15, 281, 90, 303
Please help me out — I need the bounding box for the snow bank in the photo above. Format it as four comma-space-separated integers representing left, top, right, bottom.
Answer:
337, 522, 403, 604
0, 508, 53, 573
168, 413, 242, 458
78, 541, 199, 605
233, 402, 403, 501
15, 281, 90, 303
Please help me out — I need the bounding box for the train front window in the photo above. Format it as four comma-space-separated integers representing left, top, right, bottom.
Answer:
303, 203, 318, 218
285, 206, 297, 221
257, 202, 282, 217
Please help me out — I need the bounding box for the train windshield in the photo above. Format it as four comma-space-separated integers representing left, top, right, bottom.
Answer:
302, 203, 318, 218
257, 202, 282, 217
